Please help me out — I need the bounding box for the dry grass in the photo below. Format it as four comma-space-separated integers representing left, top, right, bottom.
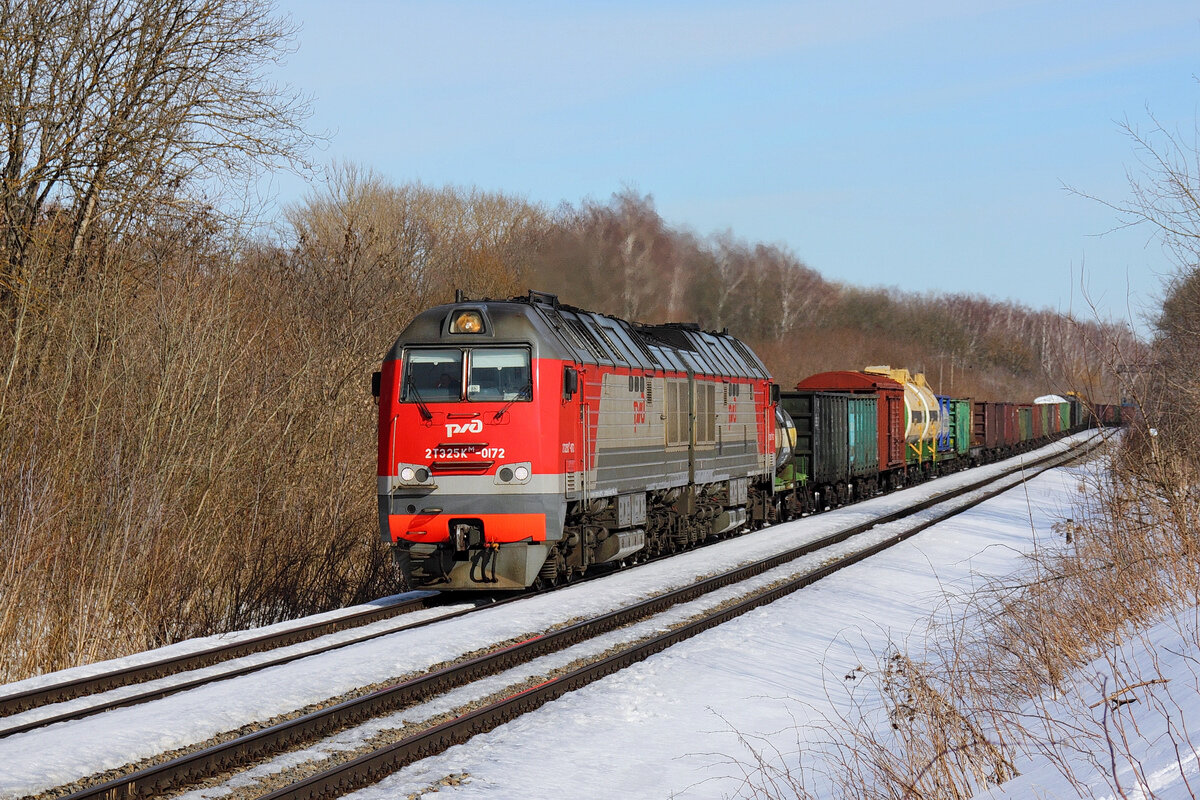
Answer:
731, 242, 1200, 798
0, 176, 539, 682
729, 425, 1200, 799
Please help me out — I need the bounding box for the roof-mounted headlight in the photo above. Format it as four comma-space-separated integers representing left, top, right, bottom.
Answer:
450, 310, 484, 334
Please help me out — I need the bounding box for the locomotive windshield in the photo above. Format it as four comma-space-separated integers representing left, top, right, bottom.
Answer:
466, 348, 531, 401
401, 347, 530, 403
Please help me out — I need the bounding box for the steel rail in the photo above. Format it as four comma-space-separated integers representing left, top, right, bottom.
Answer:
0, 433, 1025, 736
264, 438, 1099, 800
6, 433, 1093, 734
0, 595, 436, 720
61, 435, 1100, 800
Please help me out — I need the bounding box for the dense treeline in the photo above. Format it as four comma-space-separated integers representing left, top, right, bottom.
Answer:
1143, 267, 1200, 462
528, 190, 1135, 401
0, 0, 1136, 681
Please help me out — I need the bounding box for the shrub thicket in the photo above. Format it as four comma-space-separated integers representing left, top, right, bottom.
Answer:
0, 173, 543, 680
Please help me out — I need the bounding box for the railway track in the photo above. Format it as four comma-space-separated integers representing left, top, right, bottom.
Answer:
0, 593, 453, 735
0, 432, 1086, 742
42, 433, 1101, 800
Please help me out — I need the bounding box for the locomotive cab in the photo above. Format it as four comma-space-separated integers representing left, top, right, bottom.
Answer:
378, 300, 570, 590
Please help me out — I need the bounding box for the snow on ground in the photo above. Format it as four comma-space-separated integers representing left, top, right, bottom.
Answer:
0, 432, 1102, 798
972, 604, 1200, 800
0, 591, 441, 700
340, 441, 1106, 800
0, 597, 480, 737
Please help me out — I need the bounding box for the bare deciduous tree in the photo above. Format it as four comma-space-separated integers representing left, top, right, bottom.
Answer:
0, 0, 313, 307
1070, 108, 1200, 476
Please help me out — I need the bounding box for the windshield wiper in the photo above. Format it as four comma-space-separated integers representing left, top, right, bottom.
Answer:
493, 385, 531, 421
407, 383, 434, 421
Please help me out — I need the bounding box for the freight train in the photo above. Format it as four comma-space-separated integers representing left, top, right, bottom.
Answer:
373, 291, 1109, 591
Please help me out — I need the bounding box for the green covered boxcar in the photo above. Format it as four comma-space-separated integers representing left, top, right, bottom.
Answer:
848, 395, 879, 478
950, 398, 972, 456
780, 390, 879, 508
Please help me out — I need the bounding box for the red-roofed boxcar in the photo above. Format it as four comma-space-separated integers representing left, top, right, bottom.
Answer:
796, 370, 907, 489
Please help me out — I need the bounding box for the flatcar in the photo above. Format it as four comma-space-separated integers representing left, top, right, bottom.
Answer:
373, 291, 793, 590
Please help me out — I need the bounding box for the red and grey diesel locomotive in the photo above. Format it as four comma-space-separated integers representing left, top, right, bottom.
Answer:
376, 291, 1109, 592
375, 291, 794, 590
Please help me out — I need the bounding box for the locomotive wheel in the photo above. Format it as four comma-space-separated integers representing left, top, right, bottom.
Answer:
535, 558, 560, 590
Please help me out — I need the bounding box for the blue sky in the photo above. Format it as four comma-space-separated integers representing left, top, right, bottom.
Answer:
267, 1, 1200, 335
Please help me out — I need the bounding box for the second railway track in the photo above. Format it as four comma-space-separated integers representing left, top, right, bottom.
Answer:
0, 594, 442, 721
28, 432, 1103, 800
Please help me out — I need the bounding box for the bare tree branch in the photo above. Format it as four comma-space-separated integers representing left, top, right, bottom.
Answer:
0, 0, 315, 312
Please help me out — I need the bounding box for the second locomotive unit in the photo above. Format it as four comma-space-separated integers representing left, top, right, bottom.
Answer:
375, 291, 794, 590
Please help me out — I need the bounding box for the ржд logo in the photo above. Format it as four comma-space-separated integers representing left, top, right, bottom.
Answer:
444, 419, 484, 437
